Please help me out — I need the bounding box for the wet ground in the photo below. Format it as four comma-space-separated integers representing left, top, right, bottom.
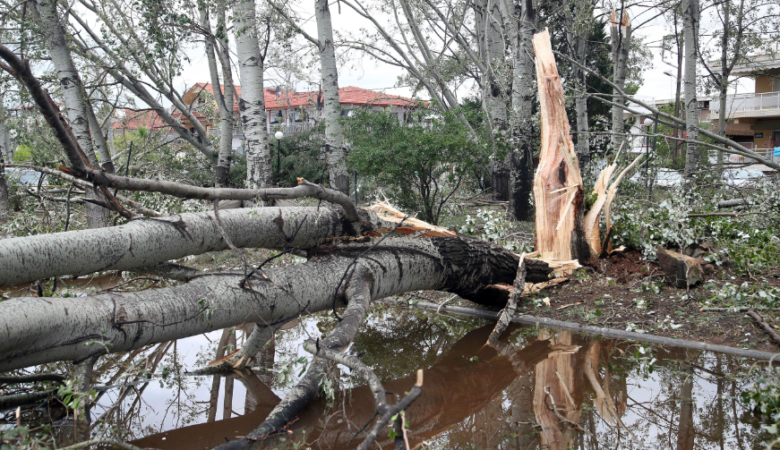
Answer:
4, 300, 774, 450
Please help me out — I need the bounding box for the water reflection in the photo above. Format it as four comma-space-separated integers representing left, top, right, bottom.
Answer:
5, 305, 771, 449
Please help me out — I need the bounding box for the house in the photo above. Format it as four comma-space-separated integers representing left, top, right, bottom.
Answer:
180, 83, 422, 137
708, 49, 780, 164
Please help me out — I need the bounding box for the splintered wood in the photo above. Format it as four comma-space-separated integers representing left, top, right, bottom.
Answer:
532, 29, 584, 265
367, 200, 456, 237
532, 29, 640, 264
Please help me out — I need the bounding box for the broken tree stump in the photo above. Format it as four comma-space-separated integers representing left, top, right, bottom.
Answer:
532, 29, 589, 265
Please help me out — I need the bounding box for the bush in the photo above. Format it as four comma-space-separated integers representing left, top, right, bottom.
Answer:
343, 107, 488, 224
13, 144, 32, 162
269, 128, 327, 188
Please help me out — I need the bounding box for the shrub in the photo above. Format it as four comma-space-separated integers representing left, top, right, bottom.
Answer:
343, 107, 489, 224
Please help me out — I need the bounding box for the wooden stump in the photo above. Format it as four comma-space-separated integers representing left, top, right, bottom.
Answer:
532, 29, 589, 264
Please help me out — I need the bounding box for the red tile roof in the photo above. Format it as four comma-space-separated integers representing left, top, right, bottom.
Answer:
112, 109, 170, 131
190, 83, 423, 112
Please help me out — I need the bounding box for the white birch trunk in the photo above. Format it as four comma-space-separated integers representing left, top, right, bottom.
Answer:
0, 206, 390, 287
0, 236, 518, 371
234, 0, 271, 192
37, 0, 109, 228
315, 0, 349, 194
0, 124, 9, 222
609, 11, 632, 154
202, 6, 235, 188
683, 0, 700, 183
85, 100, 115, 173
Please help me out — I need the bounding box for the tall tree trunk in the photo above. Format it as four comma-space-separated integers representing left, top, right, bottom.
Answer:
672, 12, 683, 160
485, 0, 510, 201
202, 5, 235, 188
609, 10, 632, 154
716, 0, 730, 169
500, 0, 535, 221
315, 0, 349, 194
574, 20, 590, 169
85, 99, 115, 173
682, 0, 700, 185
234, 0, 271, 193
0, 123, 9, 222
36, 0, 109, 228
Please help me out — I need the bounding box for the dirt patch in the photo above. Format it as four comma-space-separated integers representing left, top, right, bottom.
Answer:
601, 249, 659, 284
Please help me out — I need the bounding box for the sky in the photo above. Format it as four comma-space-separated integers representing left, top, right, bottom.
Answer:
147, 1, 762, 108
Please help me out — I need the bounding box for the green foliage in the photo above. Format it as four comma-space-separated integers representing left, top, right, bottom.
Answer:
344, 107, 489, 224
742, 370, 780, 437
705, 282, 780, 309
269, 128, 327, 188
12, 144, 32, 162
611, 184, 780, 274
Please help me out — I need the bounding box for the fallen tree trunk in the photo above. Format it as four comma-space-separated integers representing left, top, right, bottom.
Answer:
0, 236, 518, 372
417, 301, 780, 361
0, 206, 389, 287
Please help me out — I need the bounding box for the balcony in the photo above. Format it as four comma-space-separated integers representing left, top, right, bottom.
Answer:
709, 91, 780, 119
722, 147, 780, 164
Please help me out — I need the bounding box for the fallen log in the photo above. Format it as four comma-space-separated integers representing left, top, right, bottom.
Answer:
0, 236, 519, 372
415, 301, 780, 361
0, 206, 393, 287
747, 308, 780, 348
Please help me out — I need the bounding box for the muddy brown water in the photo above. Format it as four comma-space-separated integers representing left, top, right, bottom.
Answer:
5, 303, 775, 449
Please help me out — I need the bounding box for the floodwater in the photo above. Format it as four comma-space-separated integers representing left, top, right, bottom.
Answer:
6, 303, 777, 449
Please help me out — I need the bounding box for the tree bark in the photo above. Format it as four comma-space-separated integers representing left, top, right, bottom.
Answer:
609, 10, 632, 154
484, 0, 509, 201
683, 0, 700, 185
234, 0, 271, 193
0, 236, 519, 372
574, 23, 590, 168
315, 0, 349, 194
0, 115, 9, 222
201, 6, 235, 188
35, 0, 109, 228
0, 206, 390, 287
500, 0, 535, 221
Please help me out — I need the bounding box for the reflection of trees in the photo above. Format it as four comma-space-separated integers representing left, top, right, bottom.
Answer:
60, 309, 770, 450
353, 307, 480, 381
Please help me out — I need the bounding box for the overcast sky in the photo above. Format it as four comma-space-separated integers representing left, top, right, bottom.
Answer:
165, 2, 758, 106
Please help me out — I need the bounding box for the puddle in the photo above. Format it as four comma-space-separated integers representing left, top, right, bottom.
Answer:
4, 304, 774, 449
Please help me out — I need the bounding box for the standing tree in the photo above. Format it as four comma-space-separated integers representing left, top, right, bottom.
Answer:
609, 7, 633, 155
234, 0, 273, 193
697, 0, 780, 167
683, 0, 701, 184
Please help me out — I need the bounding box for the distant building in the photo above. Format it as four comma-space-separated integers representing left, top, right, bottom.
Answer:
180, 83, 422, 136
708, 48, 780, 164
